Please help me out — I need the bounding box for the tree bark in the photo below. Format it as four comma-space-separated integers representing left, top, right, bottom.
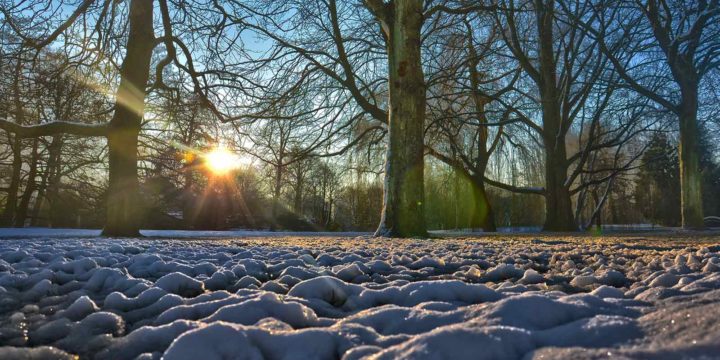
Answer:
452, 148, 461, 229
677, 86, 704, 229
374, 0, 427, 237
1, 136, 22, 226
293, 166, 304, 214
270, 163, 284, 230
0, 59, 26, 227
542, 140, 576, 231
469, 176, 496, 231
30, 167, 48, 227
45, 136, 63, 227
101, 0, 154, 237
536, 0, 576, 231
466, 29, 497, 233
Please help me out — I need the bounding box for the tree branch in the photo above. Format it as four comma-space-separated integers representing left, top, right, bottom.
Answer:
483, 176, 546, 195
0, 119, 108, 137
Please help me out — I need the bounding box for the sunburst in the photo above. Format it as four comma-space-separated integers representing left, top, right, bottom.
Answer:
204, 146, 241, 175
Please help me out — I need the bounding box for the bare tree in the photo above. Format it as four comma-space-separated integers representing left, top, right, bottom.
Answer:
0, 0, 253, 235
216, 0, 496, 237
425, 21, 514, 231
0, 0, 153, 235
567, 0, 720, 229
479, 0, 652, 230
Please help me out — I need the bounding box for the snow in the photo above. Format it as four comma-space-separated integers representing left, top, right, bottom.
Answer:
0, 227, 370, 239
519, 269, 544, 284
570, 275, 597, 288
60, 295, 98, 321
366, 325, 535, 360
590, 285, 625, 299
0, 346, 76, 359
649, 273, 680, 287
155, 272, 205, 297
0, 231, 719, 359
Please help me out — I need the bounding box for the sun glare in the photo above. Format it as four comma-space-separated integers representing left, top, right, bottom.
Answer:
204, 147, 241, 175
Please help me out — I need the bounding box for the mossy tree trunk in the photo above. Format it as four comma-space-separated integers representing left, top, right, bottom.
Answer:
677, 81, 704, 229
469, 175, 496, 231
371, 0, 428, 237
101, 0, 155, 236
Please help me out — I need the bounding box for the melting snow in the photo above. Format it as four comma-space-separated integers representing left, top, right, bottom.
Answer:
0, 232, 719, 359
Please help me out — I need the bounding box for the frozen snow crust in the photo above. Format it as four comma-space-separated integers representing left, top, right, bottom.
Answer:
1, 234, 719, 359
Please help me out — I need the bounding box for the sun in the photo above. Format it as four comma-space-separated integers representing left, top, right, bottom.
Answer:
204, 147, 241, 175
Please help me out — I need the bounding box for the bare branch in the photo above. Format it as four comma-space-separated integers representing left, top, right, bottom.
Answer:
0, 119, 108, 137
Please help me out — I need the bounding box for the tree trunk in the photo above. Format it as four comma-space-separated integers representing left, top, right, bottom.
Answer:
594, 194, 602, 229
452, 155, 461, 229
34, 136, 64, 227
543, 144, 576, 231
101, 0, 154, 237
104, 127, 143, 236
466, 22, 497, 233
35, 126, 65, 228
180, 100, 200, 228
30, 168, 47, 227
326, 198, 333, 227
182, 170, 197, 228
677, 87, 704, 229
14, 139, 39, 227
540, 98, 575, 230
270, 163, 283, 230
46, 136, 63, 227
293, 172, 304, 214
1, 59, 26, 226
591, 188, 601, 229
470, 176, 496, 231
536, 0, 576, 231
0, 136, 22, 226
375, 0, 427, 237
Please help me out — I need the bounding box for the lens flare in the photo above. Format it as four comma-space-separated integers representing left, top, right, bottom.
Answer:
204, 147, 241, 175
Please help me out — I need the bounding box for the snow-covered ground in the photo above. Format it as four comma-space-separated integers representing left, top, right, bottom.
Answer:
1, 232, 719, 359
0, 228, 371, 239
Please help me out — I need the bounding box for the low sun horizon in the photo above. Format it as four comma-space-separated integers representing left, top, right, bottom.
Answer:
203, 147, 243, 175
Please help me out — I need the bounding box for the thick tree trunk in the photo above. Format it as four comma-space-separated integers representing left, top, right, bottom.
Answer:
536, 0, 576, 231
677, 89, 704, 229
469, 176, 496, 231
375, 0, 427, 238
104, 127, 143, 236
101, 0, 154, 237
543, 143, 576, 231
540, 98, 575, 230
14, 139, 39, 227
